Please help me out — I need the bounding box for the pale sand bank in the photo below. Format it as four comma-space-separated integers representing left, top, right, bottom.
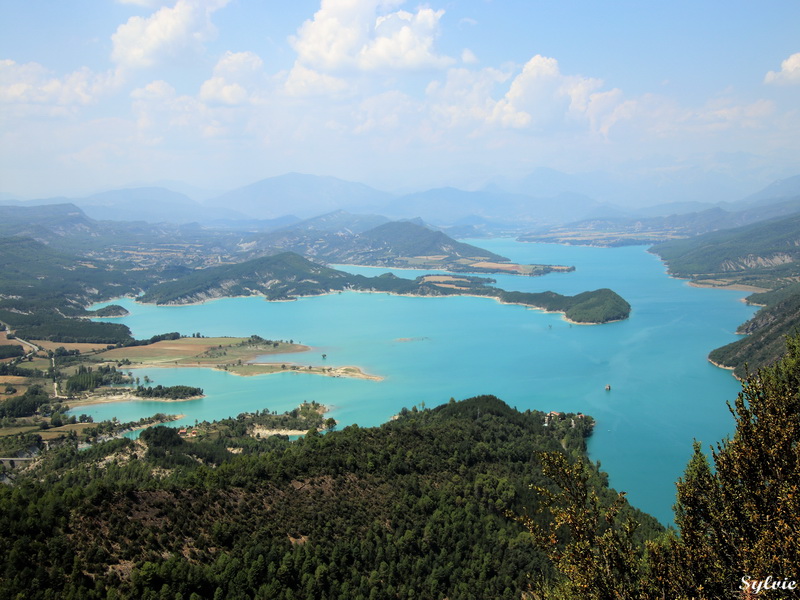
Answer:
68, 392, 204, 408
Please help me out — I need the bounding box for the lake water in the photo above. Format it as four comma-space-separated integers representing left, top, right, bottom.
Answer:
80, 240, 756, 524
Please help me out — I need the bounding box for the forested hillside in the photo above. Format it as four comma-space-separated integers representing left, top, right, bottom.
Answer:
651, 212, 800, 288
652, 213, 800, 374
0, 396, 662, 599
0, 237, 137, 343
708, 288, 800, 377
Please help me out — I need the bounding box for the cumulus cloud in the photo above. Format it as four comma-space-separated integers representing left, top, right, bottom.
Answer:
426, 66, 510, 129
695, 98, 775, 131
284, 64, 349, 97
0, 59, 122, 107
490, 55, 614, 130
764, 52, 800, 85
111, 0, 231, 69
358, 8, 453, 70
461, 49, 478, 65
130, 78, 219, 143
199, 51, 265, 105
290, 0, 453, 72
354, 90, 418, 134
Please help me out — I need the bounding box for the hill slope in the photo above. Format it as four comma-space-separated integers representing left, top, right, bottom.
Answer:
708, 286, 800, 377
652, 213, 800, 375
651, 212, 800, 289
0, 395, 662, 599
0, 237, 137, 343
205, 173, 393, 219
358, 220, 505, 261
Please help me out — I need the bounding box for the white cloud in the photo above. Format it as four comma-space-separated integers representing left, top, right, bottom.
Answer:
284, 64, 349, 97
764, 52, 800, 85
199, 51, 265, 105
426, 66, 510, 129
358, 8, 453, 70
199, 77, 248, 105
0, 59, 122, 107
354, 90, 418, 134
461, 49, 478, 65
111, 0, 231, 69
491, 55, 612, 131
290, 0, 453, 72
130, 79, 177, 101
695, 98, 775, 131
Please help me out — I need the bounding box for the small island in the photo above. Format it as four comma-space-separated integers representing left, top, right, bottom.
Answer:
87, 304, 130, 318
133, 384, 203, 400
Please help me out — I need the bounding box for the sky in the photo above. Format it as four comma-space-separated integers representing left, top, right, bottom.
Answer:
1, 0, 799, 201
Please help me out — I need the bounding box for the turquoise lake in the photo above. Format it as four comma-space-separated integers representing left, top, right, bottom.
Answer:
80, 240, 756, 525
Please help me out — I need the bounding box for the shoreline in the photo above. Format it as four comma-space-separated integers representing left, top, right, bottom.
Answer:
116, 360, 382, 381
250, 428, 307, 437
686, 280, 769, 293
92, 286, 620, 327
222, 362, 383, 381
67, 392, 205, 408
123, 413, 186, 433
348, 289, 618, 325
707, 357, 741, 380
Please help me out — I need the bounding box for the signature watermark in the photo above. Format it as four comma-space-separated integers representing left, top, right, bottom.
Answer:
740, 575, 798, 595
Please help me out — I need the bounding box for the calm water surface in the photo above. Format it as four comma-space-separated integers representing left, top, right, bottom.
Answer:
81, 241, 756, 524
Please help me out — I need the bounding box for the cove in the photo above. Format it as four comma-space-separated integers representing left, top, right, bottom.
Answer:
80, 241, 756, 524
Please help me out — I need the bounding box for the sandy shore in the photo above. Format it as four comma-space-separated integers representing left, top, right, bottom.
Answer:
250, 426, 308, 437
241, 363, 383, 381
124, 360, 383, 381
686, 280, 769, 293
67, 392, 204, 408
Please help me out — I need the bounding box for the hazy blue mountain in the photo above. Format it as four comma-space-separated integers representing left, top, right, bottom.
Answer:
385, 187, 610, 226
283, 209, 391, 234
358, 221, 506, 261
1, 188, 245, 224
725, 174, 800, 209
75, 187, 243, 223
121, 179, 222, 202
524, 173, 800, 245
0, 203, 98, 241
205, 173, 394, 219
202, 215, 302, 231
498, 167, 618, 201
631, 201, 718, 218
492, 165, 769, 208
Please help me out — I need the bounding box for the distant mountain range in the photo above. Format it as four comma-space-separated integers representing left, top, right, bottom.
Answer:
203, 173, 394, 220
3, 171, 800, 240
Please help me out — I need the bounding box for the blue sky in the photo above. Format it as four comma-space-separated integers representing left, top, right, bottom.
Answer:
1, 0, 798, 200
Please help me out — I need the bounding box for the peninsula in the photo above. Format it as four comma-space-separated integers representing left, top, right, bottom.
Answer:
139, 252, 630, 324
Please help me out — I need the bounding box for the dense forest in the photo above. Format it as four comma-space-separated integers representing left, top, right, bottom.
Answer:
134, 384, 203, 399
0, 395, 663, 599
0, 236, 139, 343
